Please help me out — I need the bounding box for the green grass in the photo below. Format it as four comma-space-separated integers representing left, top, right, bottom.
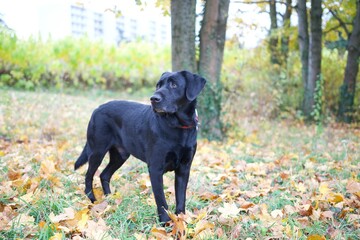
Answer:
0, 88, 359, 239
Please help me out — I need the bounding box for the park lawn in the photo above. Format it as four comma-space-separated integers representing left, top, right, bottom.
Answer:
0, 88, 359, 239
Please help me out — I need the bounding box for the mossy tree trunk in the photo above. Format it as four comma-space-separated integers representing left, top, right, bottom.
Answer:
338, 0, 360, 123
198, 0, 230, 140
303, 0, 323, 119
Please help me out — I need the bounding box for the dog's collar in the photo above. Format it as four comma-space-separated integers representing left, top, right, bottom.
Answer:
178, 109, 199, 130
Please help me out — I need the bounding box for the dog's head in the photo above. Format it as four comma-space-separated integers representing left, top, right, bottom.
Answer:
150, 71, 206, 114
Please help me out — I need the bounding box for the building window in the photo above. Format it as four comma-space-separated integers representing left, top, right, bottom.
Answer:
149, 21, 156, 41
71, 5, 86, 37
94, 12, 104, 38
129, 19, 137, 40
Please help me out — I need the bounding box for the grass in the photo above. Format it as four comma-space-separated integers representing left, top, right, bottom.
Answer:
0, 88, 359, 239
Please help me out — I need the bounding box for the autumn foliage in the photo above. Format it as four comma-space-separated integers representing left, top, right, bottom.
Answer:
0, 89, 359, 239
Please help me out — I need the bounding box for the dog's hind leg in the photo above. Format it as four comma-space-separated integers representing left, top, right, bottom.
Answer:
85, 150, 106, 203
100, 147, 129, 195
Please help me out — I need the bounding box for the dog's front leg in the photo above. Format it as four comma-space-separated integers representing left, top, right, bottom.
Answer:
149, 166, 170, 223
174, 161, 192, 215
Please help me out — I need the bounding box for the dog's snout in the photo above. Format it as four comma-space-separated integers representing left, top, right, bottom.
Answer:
150, 95, 162, 103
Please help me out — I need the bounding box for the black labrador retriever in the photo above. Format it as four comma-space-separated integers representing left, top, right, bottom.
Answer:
74, 70, 206, 223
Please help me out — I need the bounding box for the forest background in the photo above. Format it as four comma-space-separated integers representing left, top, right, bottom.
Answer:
0, 0, 360, 239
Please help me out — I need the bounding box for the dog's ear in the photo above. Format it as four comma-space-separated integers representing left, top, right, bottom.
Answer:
181, 71, 207, 101
161, 72, 171, 79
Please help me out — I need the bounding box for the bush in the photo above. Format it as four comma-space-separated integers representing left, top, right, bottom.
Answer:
221, 41, 359, 121
0, 27, 171, 91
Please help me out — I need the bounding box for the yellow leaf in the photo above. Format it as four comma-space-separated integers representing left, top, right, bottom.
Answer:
93, 187, 104, 202
40, 159, 57, 176
328, 193, 344, 204
49, 233, 63, 240
307, 234, 326, 240
319, 182, 331, 195
193, 220, 215, 237
75, 209, 89, 230
150, 226, 168, 239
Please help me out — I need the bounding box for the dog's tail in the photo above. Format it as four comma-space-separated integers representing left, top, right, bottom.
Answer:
74, 143, 89, 170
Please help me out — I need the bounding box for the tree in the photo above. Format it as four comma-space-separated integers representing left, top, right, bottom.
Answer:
297, 0, 309, 108
171, 0, 230, 140
198, 0, 230, 140
170, 0, 197, 72
239, 0, 293, 66
269, 0, 280, 65
338, 0, 360, 122
298, 0, 323, 119
280, 0, 292, 63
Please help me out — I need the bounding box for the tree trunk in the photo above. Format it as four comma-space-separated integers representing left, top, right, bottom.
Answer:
304, 0, 322, 118
269, 0, 280, 65
338, 0, 360, 123
170, 0, 196, 72
297, 0, 309, 112
198, 0, 230, 140
281, 0, 292, 64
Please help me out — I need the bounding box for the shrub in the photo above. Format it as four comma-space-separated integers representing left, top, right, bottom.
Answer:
0, 27, 171, 91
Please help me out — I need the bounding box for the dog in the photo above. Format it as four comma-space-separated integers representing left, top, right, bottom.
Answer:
74, 70, 206, 223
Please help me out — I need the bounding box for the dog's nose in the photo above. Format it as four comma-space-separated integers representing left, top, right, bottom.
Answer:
150, 95, 162, 103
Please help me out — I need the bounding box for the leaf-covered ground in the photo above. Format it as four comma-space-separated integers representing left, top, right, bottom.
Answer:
0, 89, 359, 240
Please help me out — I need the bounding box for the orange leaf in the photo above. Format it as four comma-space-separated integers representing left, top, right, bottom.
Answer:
165, 209, 187, 239
7, 169, 22, 181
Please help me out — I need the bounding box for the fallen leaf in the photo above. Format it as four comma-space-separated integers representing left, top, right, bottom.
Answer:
49, 207, 75, 223
151, 226, 168, 239
346, 180, 360, 194
193, 220, 215, 237
49, 233, 63, 240
270, 209, 283, 219
218, 202, 240, 218
307, 234, 326, 240
91, 200, 109, 217
328, 193, 344, 204
165, 209, 187, 240
298, 204, 313, 217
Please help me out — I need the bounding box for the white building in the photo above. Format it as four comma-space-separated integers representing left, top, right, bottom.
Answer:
0, 0, 171, 45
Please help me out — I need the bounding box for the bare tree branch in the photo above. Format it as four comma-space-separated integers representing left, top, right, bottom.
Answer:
329, 9, 350, 38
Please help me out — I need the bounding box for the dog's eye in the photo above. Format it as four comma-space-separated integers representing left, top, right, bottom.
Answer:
156, 84, 161, 90
169, 82, 177, 89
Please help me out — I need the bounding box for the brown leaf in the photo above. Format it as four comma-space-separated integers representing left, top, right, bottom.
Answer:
7, 169, 22, 181
91, 200, 109, 217
299, 204, 313, 217
346, 180, 360, 194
